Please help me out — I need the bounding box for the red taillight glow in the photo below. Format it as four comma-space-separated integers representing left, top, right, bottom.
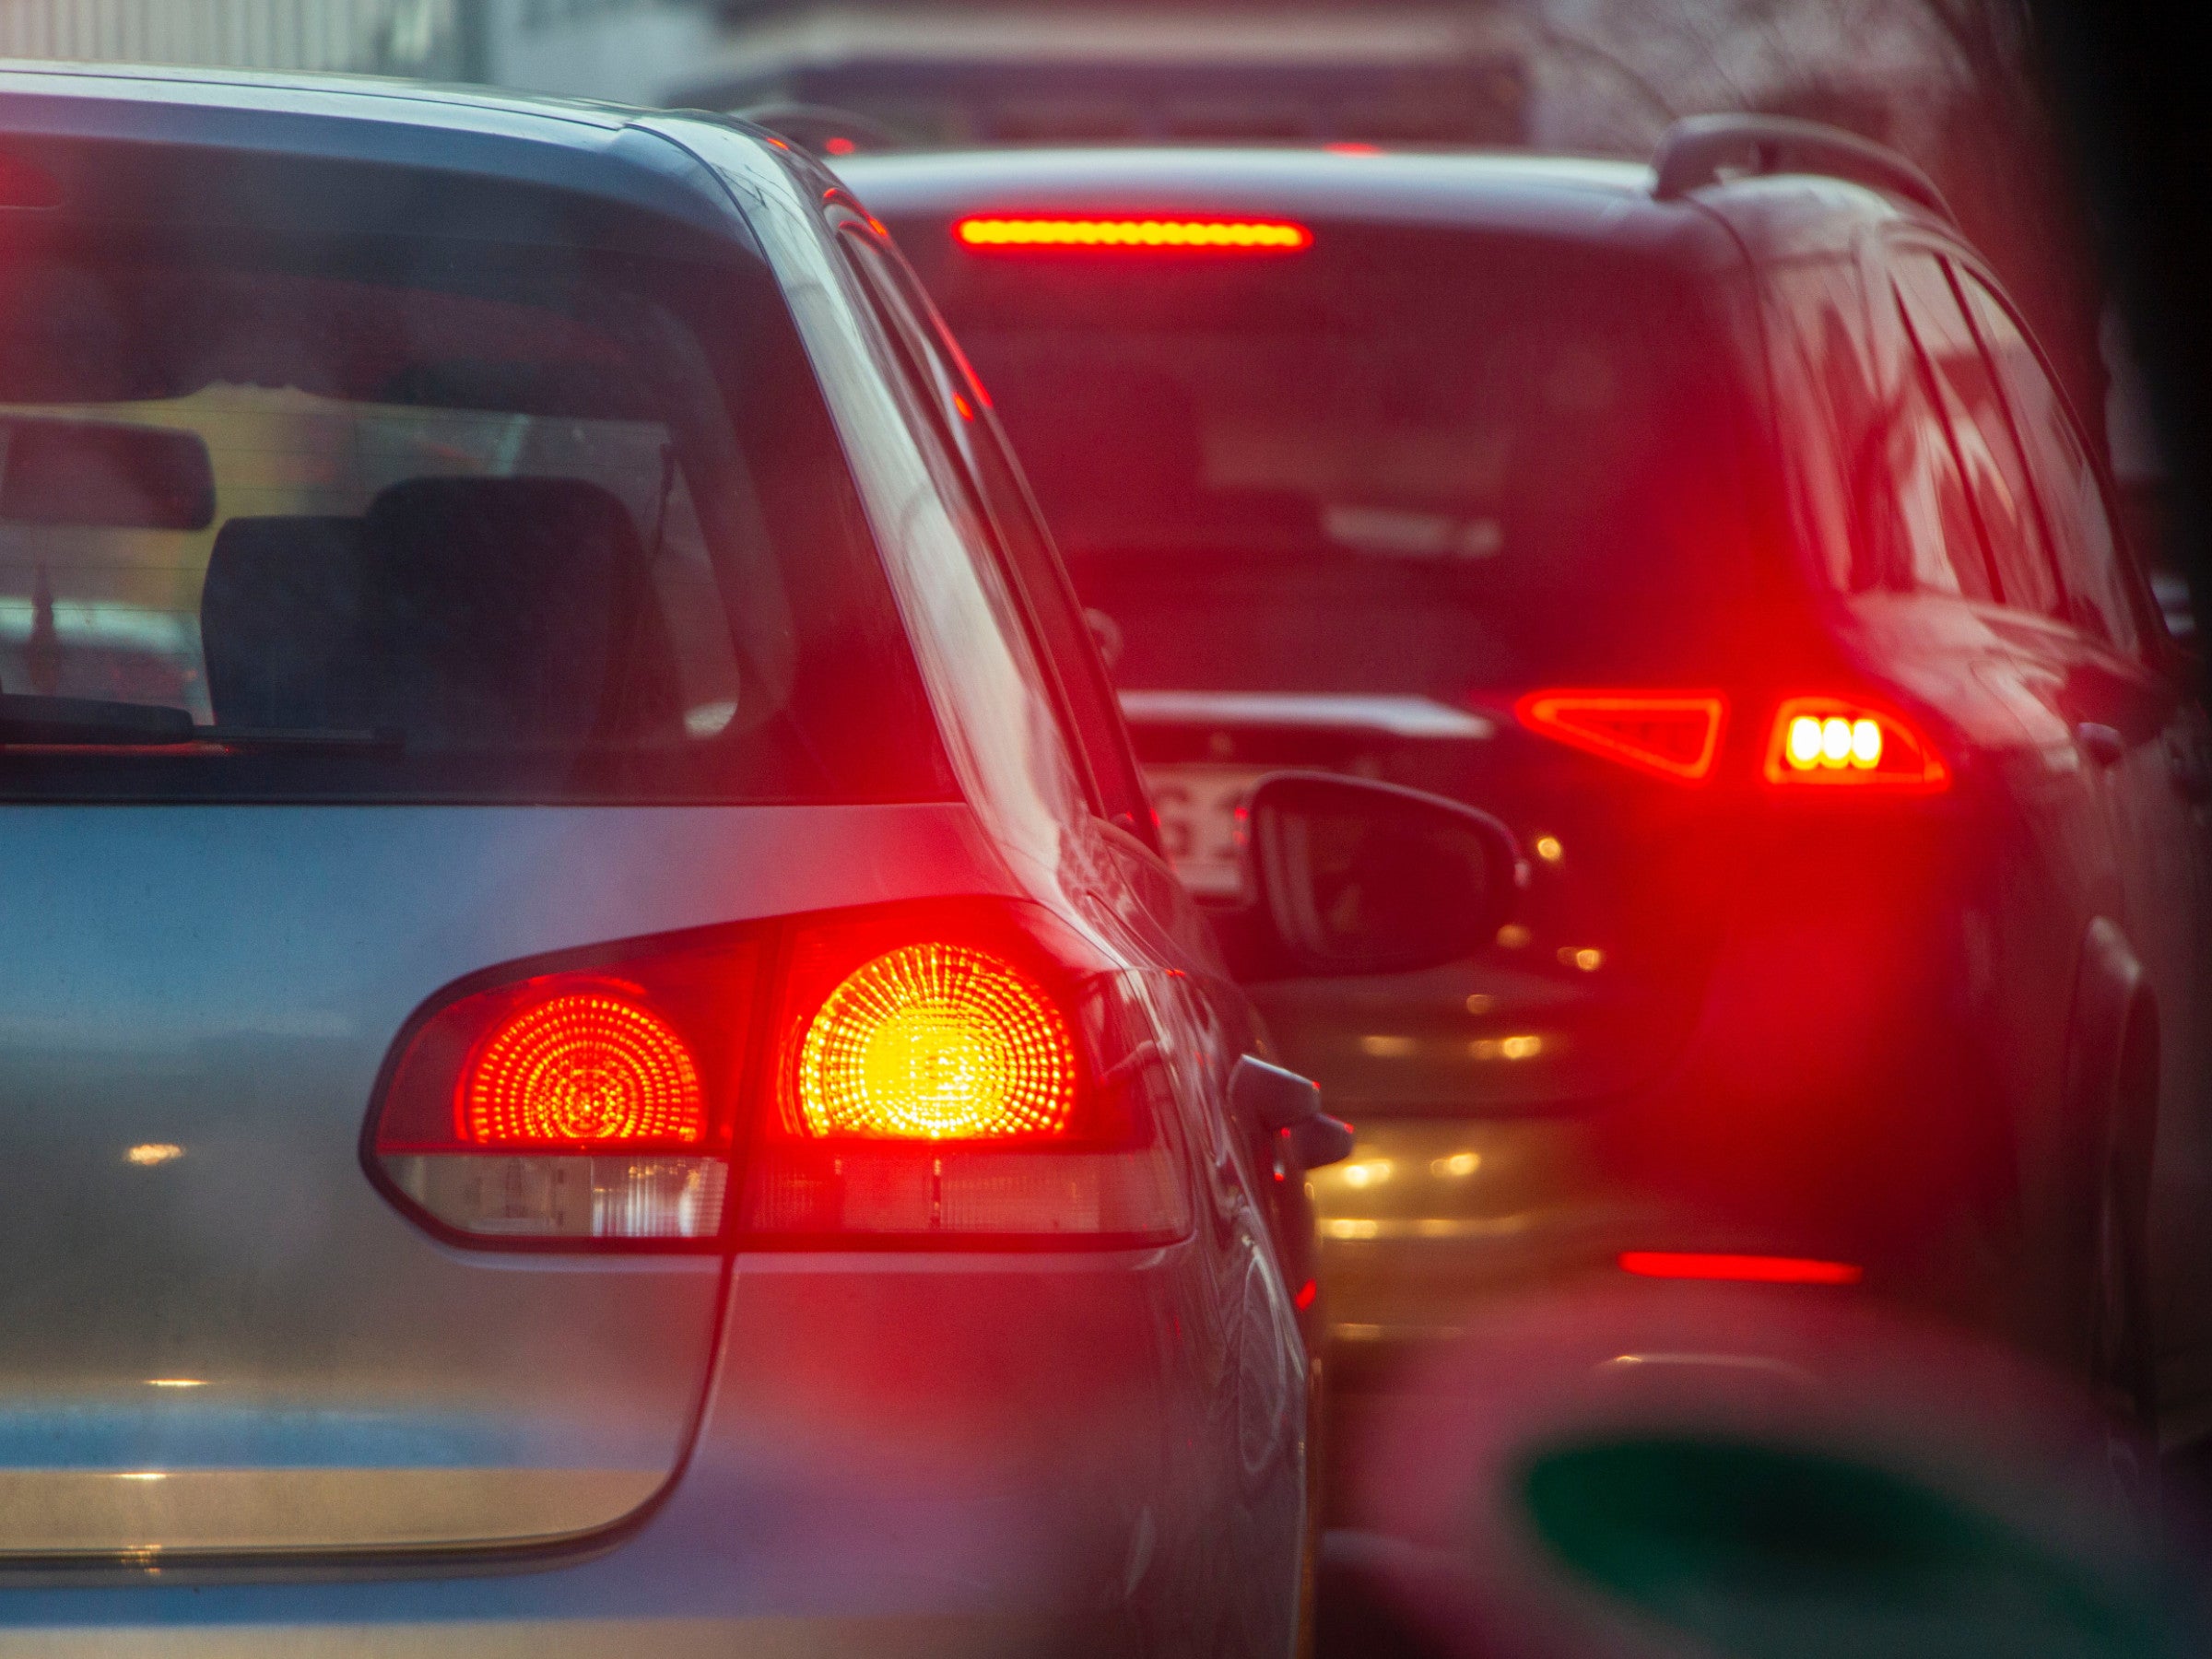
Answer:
462, 991, 704, 1147
1618, 1251, 1864, 1285
366, 903, 1193, 1250
744, 913, 1190, 1242
954, 215, 1313, 253
1514, 690, 1726, 783
371, 951, 753, 1245
1764, 697, 1948, 792
796, 943, 1078, 1139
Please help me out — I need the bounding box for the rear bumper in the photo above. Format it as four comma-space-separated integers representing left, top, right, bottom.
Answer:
0, 1243, 1306, 1658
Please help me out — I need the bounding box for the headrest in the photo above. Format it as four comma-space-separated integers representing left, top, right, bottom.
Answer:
199, 515, 369, 731
358, 476, 668, 749
197, 477, 679, 748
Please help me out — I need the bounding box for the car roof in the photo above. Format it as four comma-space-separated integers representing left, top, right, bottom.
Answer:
0, 57, 636, 138
835, 144, 1930, 267
0, 59, 779, 234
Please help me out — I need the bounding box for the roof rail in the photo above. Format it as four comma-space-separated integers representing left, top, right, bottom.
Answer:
735, 102, 905, 160
1652, 113, 1953, 222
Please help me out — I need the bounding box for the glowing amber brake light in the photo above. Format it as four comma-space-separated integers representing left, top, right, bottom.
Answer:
797, 943, 1078, 1139
1514, 690, 1726, 783
954, 215, 1313, 253
463, 991, 705, 1147
1765, 697, 1948, 792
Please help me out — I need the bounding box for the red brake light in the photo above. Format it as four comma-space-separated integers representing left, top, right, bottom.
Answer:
366, 902, 1191, 1251
742, 907, 1190, 1243
795, 943, 1077, 1139
371, 951, 755, 1246
1764, 697, 1949, 792
1514, 689, 1726, 782
1618, 1251, 1863, 1286
954, 215, 1313, 253
463, 990, 705, 1147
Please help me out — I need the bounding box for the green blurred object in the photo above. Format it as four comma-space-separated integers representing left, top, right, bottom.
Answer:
1524, 1436, 2183, 1659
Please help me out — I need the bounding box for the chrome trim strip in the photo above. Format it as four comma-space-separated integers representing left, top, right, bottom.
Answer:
0, 1469, 663, 1556
1117, 690, 1495, 740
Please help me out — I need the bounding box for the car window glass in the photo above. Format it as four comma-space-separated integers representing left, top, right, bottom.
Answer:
1892, 251, 2062, 616
1889, 359, 1997, 602
906, 222, 1754, 696
1846, 255, 1997, 604
1764, 261, 1883, 592
0, 242, 948, 804
1762, 258, 1991, 602
839, 222, 1155, 838
1957, 271, 2143, 654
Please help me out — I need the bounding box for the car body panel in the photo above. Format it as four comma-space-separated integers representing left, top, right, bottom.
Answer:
840, 142, 2212, 1389
0, 68, 1311, 1653
0, 1246, 1291, 1653
0, 800, 1009, 1555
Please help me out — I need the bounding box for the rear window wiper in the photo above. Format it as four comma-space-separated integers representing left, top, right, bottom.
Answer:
0, 694, 401, 752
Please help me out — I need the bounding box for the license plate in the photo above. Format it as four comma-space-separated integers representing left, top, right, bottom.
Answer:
1145, 765, 1268, 898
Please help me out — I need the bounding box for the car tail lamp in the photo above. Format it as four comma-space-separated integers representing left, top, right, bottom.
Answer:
370, 949, 755, 1245
366, 903, 1191, 1251
796, 943, 1078, 1139
741, 913, 1190, 1244
464, 994, 707, 1146
954, 215, 1313, 253
1513, 690, 1726, 782
1764, 697, 1949, 792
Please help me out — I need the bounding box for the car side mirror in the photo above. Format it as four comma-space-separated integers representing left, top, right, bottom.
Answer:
1224, 771, 1524, 981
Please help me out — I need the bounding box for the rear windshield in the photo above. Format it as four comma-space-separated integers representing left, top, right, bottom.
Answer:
0, 227, 949, 803
895, 221, 1754, 698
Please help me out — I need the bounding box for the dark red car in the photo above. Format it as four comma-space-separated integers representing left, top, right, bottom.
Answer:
840, 120, 2212, 1436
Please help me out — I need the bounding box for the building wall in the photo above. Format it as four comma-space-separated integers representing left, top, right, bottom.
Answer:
486, 0, 712, 105
0, 0, 471, 78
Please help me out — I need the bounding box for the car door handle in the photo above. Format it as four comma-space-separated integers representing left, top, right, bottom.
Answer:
2076, 722, 2125, 767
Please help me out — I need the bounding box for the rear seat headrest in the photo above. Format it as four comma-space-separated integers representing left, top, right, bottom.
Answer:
359, 476, 653, 748
199, 515, 369, 732
200, 477, 679, 748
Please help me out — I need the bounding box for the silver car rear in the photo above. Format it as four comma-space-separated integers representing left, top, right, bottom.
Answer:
0, 69, 1309, 1653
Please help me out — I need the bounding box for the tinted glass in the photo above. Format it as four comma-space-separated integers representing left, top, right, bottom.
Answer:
1959, 272, 2144, 653
0, 231, 949, 803
896, 224, 1754, 695
1763, 262, 1877, 594
1771, 258, 1991, 601
1893, 251, 2063, 615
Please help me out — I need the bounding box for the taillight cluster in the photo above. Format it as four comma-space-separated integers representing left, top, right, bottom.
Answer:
1513, 690, 1726, 782
1761, 696, 1949, 792
1513, 688, 1949, 794
953, 215, 1313, 253
366, 902, 1192, 1252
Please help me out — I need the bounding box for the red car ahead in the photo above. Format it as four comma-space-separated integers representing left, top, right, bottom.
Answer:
839, 122, 2212, 1445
